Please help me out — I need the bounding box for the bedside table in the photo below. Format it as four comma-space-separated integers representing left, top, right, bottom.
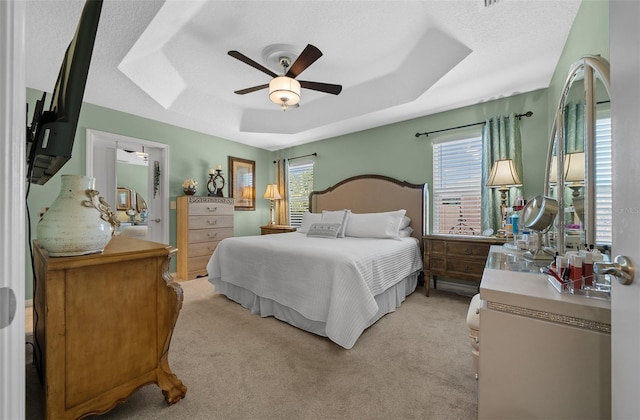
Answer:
260, 225, 296, 235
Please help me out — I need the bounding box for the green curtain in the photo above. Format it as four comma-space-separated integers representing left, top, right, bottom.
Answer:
564, 101, 585, 153
275, 159, 290, 225
481, 113, 524, 232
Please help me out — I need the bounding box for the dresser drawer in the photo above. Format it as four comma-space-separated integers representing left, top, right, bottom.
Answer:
429, 256, 446, 272
188, 228, 233, 243
189, 202, 233, 216
445, 258, 487, 279
446, 242, 490, 259
188, 215, 234, 230
429, 240, 446, 255
188, 241, 221, 258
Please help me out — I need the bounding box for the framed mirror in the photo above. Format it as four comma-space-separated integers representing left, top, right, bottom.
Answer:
229, 156, 255, 211
544, 55, 611, 254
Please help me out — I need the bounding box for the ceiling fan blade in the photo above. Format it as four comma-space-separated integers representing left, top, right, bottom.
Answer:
299, 80, 342, 95
228, 50, 278, 78
234, 84, 269, 95
285, 44, 322, 78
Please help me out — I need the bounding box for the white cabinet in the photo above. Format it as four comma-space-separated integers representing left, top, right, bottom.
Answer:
478, 247, 611, 420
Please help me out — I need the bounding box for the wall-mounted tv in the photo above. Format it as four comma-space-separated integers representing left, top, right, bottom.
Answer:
26, 0, 103, 185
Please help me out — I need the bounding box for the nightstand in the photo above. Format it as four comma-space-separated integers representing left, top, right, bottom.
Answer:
260, 225, 296, 235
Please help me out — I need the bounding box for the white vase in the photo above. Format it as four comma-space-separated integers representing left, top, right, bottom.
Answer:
37, 175, 117, 257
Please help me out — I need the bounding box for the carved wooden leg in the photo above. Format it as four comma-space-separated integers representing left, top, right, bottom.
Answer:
158, 357, 187, 405
156, 251, 187, 405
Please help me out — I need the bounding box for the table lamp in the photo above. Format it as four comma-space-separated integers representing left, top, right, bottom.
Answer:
487, 158, 523, 213
564, 152, 585, 198
263, 184, 282, 225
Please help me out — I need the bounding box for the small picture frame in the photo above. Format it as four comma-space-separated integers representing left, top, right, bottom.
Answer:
228, 156, 255, 211
116, 188, 131, 211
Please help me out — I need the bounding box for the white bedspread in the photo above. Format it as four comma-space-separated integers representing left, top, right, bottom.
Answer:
207, 232, 423, 348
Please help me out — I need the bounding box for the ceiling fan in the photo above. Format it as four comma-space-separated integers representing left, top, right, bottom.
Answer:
228, 44, 342, 110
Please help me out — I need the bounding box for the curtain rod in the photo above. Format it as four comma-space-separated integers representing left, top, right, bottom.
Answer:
414, 111, 534, 138
273, 152, 317, 164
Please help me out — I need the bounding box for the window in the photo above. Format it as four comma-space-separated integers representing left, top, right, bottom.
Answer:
595, 112, 612, 245
287, 160, 314, 227
433, 136, 483, 235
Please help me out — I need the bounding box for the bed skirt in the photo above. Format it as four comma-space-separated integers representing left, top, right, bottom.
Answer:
210, 271, 419, 348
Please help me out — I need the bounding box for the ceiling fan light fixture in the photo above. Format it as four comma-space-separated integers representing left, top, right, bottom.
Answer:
269, 76, 300, 110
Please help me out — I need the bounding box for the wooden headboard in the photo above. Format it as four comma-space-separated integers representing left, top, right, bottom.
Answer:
309, 174, 428, 243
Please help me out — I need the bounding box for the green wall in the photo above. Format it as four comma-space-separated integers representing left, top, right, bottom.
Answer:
24, 0, 608, 298
25, 90, 273, 297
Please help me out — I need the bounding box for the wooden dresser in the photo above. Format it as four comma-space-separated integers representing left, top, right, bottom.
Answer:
177, 196, 234, 280
33, 235, 187, 419
260, 224, 296, 235
423, 234, 505, 296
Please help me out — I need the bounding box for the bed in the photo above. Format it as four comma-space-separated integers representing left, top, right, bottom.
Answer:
207, 175, 428, 349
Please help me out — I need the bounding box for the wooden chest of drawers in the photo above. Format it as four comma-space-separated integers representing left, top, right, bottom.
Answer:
177, 196, 234, 280
423, 234, 505, 295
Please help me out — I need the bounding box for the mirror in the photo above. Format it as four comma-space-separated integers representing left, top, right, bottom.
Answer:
544, 55, 611, 254
116, 149, 149, 225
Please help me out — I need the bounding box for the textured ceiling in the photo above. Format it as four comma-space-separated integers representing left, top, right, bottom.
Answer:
25, 0, 582, 151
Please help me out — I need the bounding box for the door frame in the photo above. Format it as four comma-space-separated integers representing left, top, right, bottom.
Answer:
86, 129, 170, 245
1, 1, 26, 418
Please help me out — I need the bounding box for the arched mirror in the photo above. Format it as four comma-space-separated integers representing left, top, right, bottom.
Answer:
544, 55, 611, 255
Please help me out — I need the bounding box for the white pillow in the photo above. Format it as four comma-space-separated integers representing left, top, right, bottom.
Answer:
297, 211, 322, 234
398, 226, 414, 238
345, 209, 407, 239
399, 216, 411, 230
321, 209, 350, 238
306, 223, 342, 239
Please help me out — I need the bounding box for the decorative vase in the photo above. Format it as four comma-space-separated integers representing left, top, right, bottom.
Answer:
36, 175, 118, 257
184, 188, 196, 195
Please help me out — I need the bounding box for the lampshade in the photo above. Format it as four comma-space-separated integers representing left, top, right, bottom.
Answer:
241, 186, 253, 200
486, 159, 522, 188
564, 152, 585, 183
263, 184, 282, 200
269, 77, 300, 110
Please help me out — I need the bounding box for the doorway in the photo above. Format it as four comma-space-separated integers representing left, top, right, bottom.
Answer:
86, 129, 170, 245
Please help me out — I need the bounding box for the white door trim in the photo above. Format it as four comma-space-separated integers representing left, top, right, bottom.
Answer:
86, 129, 170, 244
1, 1, 26, 418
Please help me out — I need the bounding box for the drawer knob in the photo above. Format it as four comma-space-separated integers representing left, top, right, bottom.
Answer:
463, 248, 472, 255
207, 219, 218, 225
207, 206, 218, 212
207, 232, 218, 239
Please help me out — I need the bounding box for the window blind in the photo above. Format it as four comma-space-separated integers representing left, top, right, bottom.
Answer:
433, 136, 483, 235
595, 115, 612, 245
287, 160, 314, 227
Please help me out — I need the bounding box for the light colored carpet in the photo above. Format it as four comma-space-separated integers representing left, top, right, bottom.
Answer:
26, 278, 477, 420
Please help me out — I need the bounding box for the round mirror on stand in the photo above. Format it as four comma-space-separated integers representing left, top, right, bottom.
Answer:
522, 195, 559, 260
543, 55, 611, 256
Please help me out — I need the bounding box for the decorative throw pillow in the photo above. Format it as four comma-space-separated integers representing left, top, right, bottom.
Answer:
321, 209, 350, 237
298, 211, 322, 234
306, 223, 342, 239
344, 209, 407, 239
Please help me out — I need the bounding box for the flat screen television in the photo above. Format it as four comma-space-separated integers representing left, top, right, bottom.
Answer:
26, 0, 103, 185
